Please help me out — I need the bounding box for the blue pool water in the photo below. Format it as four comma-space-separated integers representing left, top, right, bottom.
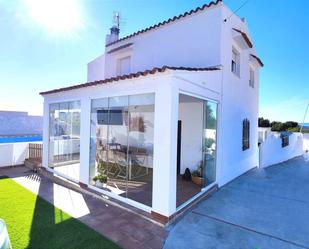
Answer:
0, 135, 42, 143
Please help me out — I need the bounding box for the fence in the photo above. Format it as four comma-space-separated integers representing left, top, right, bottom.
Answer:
259, 132, 304, 168
29, 143, 43, 161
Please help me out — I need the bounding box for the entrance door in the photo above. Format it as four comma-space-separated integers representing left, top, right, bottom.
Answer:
177, 120, 182, 175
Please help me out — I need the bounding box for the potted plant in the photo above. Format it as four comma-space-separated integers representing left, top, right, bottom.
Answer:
93, 174, 108, 188
191, 161, 205, 187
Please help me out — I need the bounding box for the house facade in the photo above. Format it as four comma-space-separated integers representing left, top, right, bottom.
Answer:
41, 0, 263, 220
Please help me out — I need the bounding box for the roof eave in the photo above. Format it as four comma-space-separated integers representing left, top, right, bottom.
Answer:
40, 66, 220, 96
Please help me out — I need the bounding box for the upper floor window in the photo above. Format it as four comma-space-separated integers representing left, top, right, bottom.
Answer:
249, 68, 255, 88
117, 56, 131, 76
231, 48, 240, 76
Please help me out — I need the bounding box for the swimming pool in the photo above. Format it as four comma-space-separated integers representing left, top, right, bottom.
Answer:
0, 135, 42, 143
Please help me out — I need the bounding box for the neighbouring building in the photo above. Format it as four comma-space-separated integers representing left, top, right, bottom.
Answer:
0, 111, 42, 136
40, 0, 263, 221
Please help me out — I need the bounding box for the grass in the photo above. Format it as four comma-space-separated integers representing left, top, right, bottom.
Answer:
0, 176, 121, 249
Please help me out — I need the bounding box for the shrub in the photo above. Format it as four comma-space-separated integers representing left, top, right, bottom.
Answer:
93, 174, 108, 183
258, 117, 270, 127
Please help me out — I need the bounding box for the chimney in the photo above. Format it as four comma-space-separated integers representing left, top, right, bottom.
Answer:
106, 12, 120, 45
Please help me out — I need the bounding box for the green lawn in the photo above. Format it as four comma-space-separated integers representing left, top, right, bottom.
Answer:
0, 176, 120, 249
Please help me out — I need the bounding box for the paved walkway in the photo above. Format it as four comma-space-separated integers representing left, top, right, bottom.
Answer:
165, 155, 309, 249
0, 166, 167, 249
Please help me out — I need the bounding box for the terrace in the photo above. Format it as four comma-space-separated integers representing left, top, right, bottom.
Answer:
0, 165, 167, 249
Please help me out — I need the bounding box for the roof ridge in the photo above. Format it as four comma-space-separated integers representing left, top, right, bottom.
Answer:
106, 0, 223, 47
40, 65, 220, 95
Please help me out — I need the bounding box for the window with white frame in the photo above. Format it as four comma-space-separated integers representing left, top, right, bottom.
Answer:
231, 48, 240, 76
117, 56, 131, 76
249, 68, 255, 88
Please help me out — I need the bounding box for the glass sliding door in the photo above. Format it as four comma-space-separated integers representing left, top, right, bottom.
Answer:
106, 96, 129, 197
127, 94, 154, 206
48, 101, 81, 181
89, 98, 109, 186
89, 93, 154, 207
49, 103, 59, 167
203, 100, 217, 186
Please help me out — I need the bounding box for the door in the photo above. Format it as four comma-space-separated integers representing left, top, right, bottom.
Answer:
177, 120, 182, 175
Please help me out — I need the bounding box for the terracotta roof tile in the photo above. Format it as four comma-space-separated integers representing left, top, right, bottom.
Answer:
40, 66, 220, 95
106, 0, 222, 47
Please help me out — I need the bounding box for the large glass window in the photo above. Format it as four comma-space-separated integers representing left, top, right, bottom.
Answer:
49, 101, 81, 181
89, 93, 154, 207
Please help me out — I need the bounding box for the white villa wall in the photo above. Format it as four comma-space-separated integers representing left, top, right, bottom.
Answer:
88, 4, 223, 80
87, 54, 105, 82
304, 134, 309, 151
0, 142, 29, 167
258, 127, 272, 143
216, 5, 259, 187
260, 132, 304, 168
178, 99, 203, 174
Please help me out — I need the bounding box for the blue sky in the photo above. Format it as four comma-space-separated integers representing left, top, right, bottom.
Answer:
0, 0, 308, 123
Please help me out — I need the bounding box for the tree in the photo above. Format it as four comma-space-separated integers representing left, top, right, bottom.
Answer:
258, 117, 270, 127
271, 121, 299, 132
271, 121, 284, 131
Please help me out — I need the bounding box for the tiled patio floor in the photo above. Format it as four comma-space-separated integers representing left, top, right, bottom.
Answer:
0, 166, 167, 249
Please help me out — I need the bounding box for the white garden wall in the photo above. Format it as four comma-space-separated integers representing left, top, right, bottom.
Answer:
259, 132, 304, 168
0, 142, 29, 167
303, 134, 309, 151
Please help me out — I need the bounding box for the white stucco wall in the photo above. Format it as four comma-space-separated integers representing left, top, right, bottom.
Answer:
0, 142, 29, 167
88, 4, 223, 80
87, 54, 105, 82
216, 5, 259, 187
259, 132, 304, 168
304, 134, 309, 151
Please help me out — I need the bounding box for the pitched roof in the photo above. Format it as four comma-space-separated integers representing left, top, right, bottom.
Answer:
106, 0, 222, 47
40, 66, 220, 95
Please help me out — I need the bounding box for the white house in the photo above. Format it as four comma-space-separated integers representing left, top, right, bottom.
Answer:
40, 0, 263, 221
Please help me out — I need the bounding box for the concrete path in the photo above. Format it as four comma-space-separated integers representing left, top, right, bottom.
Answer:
0, 166, 167, 249
165, 155, 309, 249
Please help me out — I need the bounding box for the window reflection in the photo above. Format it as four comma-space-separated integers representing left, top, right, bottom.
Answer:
49, 101, 81, 181
203, 101, 217, 185
89, 93, 154, 207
